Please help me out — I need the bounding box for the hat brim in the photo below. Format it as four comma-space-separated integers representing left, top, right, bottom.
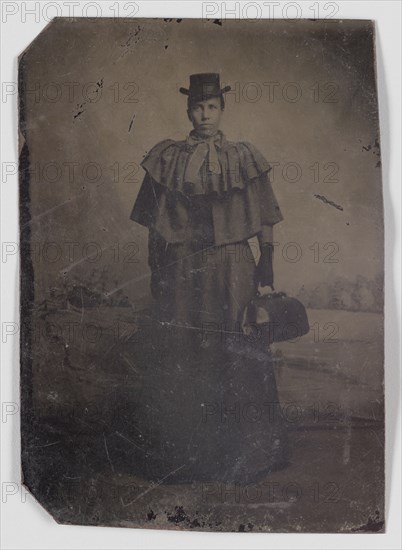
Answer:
179, 85, 231, 96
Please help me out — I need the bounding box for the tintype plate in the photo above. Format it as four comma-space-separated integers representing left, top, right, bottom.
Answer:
19, 18, 385, 532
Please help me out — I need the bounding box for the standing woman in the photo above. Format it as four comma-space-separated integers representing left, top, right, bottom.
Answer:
130, 74, 290, 483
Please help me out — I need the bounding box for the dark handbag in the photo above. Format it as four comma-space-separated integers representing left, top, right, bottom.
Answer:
242, 288, 310, 343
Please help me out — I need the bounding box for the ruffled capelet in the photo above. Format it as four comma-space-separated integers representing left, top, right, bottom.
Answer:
130, 131, 284, 246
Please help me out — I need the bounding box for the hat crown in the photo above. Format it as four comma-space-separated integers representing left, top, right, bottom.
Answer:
189, 73, 220, 95
179, 73, 231, 101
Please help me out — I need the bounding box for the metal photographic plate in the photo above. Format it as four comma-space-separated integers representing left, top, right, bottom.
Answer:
19, 17, 385, 532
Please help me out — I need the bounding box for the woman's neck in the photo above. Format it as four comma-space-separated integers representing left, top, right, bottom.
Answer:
192, 128, 220, 139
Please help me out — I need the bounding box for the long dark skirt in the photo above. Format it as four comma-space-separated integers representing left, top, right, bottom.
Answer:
134, 235, 290, 483
150, 233, 257, 329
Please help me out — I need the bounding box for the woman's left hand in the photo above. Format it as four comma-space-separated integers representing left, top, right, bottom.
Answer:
257, 283, 275, 296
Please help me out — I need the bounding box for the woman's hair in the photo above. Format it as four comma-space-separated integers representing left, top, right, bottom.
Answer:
187, 94, 225, 111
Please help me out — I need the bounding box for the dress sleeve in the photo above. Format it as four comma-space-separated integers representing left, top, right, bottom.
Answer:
259, 170, 283, 225
129, 172, 162, 228
258, 170, 284, 245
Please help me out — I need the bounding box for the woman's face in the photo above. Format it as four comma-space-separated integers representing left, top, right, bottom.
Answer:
188, 96, 223, 137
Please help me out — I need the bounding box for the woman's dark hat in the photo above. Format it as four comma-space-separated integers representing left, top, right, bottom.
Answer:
179, 73, 231, 103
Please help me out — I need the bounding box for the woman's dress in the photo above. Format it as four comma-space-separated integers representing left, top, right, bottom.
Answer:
130, 132, 290, 483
